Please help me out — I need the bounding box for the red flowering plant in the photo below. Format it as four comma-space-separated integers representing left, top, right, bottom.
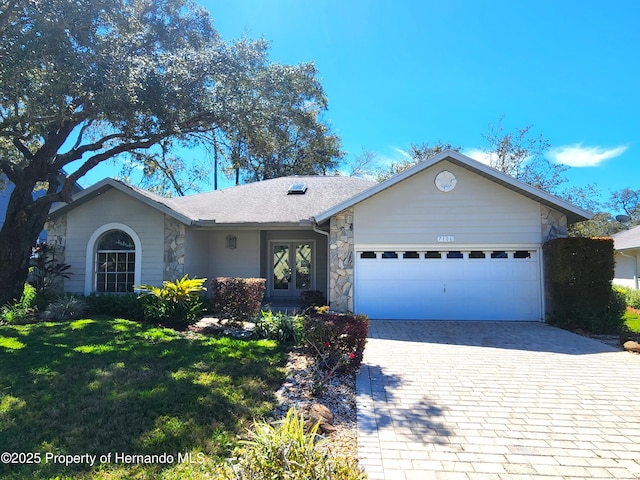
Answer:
302, 310, 369, 376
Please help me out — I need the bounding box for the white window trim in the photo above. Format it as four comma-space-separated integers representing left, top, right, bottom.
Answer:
85, 223, 142, 295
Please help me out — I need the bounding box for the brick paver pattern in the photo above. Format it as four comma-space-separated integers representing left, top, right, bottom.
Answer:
356, 321, 640, 480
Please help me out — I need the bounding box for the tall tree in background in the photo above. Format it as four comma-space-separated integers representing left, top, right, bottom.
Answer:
481, 117, 568, 194
569, 187, 640, 237
215, 54, 343, 184
0, 0, 341, 302
374, 141, 461, 181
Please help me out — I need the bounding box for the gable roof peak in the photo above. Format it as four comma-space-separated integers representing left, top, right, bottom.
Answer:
315, 149, 592, 224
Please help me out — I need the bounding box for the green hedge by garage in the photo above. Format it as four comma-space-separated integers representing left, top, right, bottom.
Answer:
543, 237, 625, 333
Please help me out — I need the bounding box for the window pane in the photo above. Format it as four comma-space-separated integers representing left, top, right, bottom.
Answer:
469, 251, 485, 259
491, 251, 508, 259
403, 251, 420, 259
273, 245, 290, 290
97, 230, 135, 250
447, 251, 463, 259
95, 230, 136, 293
514, 250, 531, 259
382, 251, 398, 259
295, 244, 312, 290
425, 251, 441, 259
360, 251, 376, 259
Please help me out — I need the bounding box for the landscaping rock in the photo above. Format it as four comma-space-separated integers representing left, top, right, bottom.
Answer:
623, 340, 640, 353
307, 403, 336, 434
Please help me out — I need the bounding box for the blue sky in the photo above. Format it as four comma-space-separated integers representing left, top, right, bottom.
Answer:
83, 0, 639, 210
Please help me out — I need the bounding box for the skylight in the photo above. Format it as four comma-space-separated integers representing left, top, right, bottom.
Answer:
287, 183, 308, 195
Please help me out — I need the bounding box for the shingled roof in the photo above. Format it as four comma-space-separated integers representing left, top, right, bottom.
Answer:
613, 225, 640, 251
171, 175, 376, 226
49, 175, 377, 227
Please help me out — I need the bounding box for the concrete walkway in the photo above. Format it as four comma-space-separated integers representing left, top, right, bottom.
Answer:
356, 321, 640, 479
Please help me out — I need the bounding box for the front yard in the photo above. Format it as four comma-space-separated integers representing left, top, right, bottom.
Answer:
0, 317, 287, 479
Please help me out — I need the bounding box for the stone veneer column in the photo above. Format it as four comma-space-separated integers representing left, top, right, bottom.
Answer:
541, 205, 568, 241
164, 215, 185, 281
44, 215, 67, 293
329, 207, 354, 312
44, 214, 67, 262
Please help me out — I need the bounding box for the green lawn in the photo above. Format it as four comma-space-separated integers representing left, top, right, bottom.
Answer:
623, 309, 640, 333
0, 317, 286, 479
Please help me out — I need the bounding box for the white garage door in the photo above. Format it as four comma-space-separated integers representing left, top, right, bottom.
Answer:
355, 249, 542, 321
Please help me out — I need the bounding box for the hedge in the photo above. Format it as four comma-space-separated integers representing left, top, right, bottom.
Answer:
543, 237, 624, 333
211, 277, 266, 322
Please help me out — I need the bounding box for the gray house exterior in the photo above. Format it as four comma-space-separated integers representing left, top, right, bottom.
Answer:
47, 150, 591, 321
613, 225, 640, 290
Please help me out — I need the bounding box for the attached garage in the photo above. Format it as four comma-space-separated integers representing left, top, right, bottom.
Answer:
355, 248, 542, 320
315, 150, 592, 321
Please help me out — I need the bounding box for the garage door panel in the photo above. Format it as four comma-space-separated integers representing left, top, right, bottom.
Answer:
355, 250, 541, 321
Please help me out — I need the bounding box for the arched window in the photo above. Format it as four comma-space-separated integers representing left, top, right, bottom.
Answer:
95, 230, 136, 293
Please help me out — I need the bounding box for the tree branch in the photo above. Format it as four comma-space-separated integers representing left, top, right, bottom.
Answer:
12, 138, 34, 159
52, 132, 130, 169
58, 135, 166, 201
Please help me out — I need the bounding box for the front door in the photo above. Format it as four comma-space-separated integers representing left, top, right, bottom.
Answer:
271, 242, 313, 297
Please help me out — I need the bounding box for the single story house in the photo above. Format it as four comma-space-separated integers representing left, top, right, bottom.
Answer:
47, 150, 591, 321
612, 225, 640, 290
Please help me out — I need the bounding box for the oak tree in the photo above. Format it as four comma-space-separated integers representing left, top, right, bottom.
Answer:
0, 0, 340, 302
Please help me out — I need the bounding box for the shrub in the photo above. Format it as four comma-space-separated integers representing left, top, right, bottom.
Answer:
0, 283, 39, 324
254, 310, 303, 344
138, 275, 207, 326
300, 290, 327, 311
211, 277, 266, 322
218, 407, 366, 480
615, 286, 640, 310
28, 242, 72, 296
1, 303, 31, 324
545, 287, 626, 334
303, 312, 369, 375
42, 295, 88, 321
84, 293, 146, 320
544, 237, 622, 333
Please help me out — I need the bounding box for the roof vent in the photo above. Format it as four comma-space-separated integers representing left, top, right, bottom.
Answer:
287, 183, 308, 195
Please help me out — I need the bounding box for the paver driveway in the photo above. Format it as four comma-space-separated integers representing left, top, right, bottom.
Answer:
356, 321, 640, 479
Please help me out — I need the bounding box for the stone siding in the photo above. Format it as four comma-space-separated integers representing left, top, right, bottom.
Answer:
43, 214, 68, 292
329, 208, 354, 312
541, 205, 568, 242
164, 215, 185, 281
44, 214, 67, 263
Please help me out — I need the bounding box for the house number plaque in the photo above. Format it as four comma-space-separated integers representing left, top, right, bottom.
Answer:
437, 235, 455, 243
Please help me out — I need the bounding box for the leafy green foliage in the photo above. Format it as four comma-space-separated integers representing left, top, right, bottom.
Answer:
254, 310, 303, 345
28, 243, 72, 296
212, 277, 266, 323
0, 0, 342, 303
0, 318, 286, 479
544, 237, 624, 333
614, 286, 640, 310
303, 312, 369, 375
0, 283, 39, 324
300, 290, 327, 311
623, 309, 640, 333
84, 293, 145, 320
217, 407, 366, 480
41, 295, 88, 322
138, 275, 207, 326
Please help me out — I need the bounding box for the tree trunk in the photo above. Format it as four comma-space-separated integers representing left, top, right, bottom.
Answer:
0, 178, 52, 304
